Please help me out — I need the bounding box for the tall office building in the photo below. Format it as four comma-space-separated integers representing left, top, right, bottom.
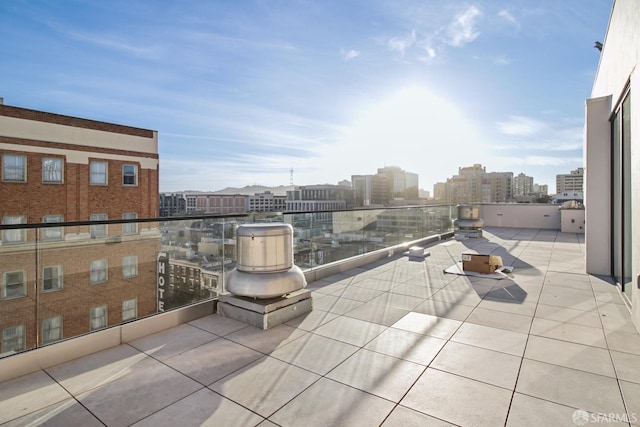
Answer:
513, 173, 534, 197
556, 167, 584, 194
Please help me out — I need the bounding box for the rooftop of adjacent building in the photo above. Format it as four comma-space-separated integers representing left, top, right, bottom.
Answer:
1, 226, 638, 426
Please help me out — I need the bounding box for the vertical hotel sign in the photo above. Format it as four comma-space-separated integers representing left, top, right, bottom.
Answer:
157, 252, 169, 312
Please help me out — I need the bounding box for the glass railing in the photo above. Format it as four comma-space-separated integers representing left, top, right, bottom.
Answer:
0, 205, 454, 357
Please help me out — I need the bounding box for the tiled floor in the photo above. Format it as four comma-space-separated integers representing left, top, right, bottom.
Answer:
2, 227, 640, 426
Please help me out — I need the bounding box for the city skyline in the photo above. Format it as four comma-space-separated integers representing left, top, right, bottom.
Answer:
1, 1, 610, 192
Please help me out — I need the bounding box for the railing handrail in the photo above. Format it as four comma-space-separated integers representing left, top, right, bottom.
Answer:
0, 204, 454, 230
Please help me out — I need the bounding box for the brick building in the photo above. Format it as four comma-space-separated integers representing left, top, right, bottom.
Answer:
0, 101, 160, 355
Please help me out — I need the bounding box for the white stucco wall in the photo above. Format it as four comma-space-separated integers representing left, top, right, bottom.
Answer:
589, 0, 640, 329
479, 204, 561, 229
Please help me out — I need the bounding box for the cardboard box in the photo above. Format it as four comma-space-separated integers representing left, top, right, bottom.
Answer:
462, 254, 503, 274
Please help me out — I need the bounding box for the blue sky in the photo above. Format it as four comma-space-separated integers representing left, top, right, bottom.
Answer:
1, 0, 611, 193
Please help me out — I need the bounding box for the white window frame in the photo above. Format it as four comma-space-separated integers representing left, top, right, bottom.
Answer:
122, 212, 138, 235
2, 324, 25, 354
2, 215, 26, 244
42, 316, 63, 344
2, 154, 26, 182
90, 161, 108, 185
122, 298, 137, 321
2, 271, 26, 299
122, 255, 138, 279
90, 259, 108, 284
42, 214, 64, 241
90, 305, 108, 331
90, 213, 107, 238
42, 157, 63, 183
43, 265, 63, 292
122, 164, 138, 186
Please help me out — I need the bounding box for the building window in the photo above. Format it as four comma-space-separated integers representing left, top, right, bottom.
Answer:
42, 214, 64, 241
42, 316, 63, 344
90, 306, 108, 331
43, 265, 63, 292
90, 259, 108, 284
2, 154, 26, 182
1, 325, 25, 354
2, 271, 26, 299
2, 216, 26, 244
90, 161, 108, 185
122, 255, 138, 278
122, 298, 137, 321
123, 164, 137, 186
42, 158, 63, 183
90, 213, 107, 238
122, 213, 138, 235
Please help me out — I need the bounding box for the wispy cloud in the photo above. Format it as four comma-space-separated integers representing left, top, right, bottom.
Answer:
495, 155, 582, 167
387, 30, 417, 57
497, 115, 548, 136
341, 48, 360, 61
446, 5, 482, 47
497, 10, 520, 29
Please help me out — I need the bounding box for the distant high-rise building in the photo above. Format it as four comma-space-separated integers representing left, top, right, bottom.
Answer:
513, 173, 534, 197
433, 182, 446, 201
443, 164, 514, 204
556, 168, 584, 194
351, 175, 373, 206
286, 184, 353, 211
352, 166, 418, 206
532, 184, 548, 196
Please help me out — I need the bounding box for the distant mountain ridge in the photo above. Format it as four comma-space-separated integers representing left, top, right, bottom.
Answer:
212, 185, 295, 196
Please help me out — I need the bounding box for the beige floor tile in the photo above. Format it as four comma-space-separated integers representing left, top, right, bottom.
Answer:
390, 282, 438, 298
46, 344, 157, 395
524, 335, 615, 377
538, 287, 597, 311
77, 362, 201, 426
131, 388, 264, 427
412, 298, 475, 321
611, 350, 640, 384
534, 303, 602, 328
4, 398, 103, 427
344, 302, 410, 326
269, 334, 359, 375
364, 327, 446, 365
606, 330, 640, 355
224, 323, 307, 354
467, 306, 533, 334
269, 378, 394, 427
367, 292, 426, 310
530, 317, 607, 348
326, 348, 424, 402
620, 381, 640, 426
283, 309, 339, 331
0, 371, 72, 424
391, 312, 462, 339
516, 359, 626, 415
381, 405, 456, 427
401, 368, 512, 427
209, 356, 320, 418
431, 340, 521, 389
313, 316, 388, 346
506, 393, 582, 427
128, 323, 217, 361
312, 294, 364, 315
328, 285, 384, 302
430, 288, 483, 307
477, 298, 537, 316
451, 322, 528, 356
188, 314, 250, 337
164, 338, 263, 385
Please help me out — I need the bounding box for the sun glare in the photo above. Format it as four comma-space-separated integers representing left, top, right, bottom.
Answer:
315, 85, 486, 189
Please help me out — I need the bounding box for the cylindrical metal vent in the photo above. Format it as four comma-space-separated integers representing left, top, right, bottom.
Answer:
236, 223, 293, 273
457, 204, 480, 220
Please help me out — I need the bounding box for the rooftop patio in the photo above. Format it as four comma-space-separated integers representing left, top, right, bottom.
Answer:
1, 227, 639, 426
